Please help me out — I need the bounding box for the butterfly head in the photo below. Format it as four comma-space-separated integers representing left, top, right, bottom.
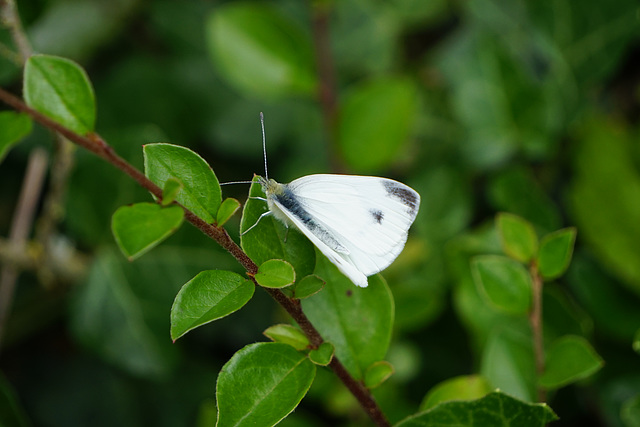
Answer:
257, 176, 284, 199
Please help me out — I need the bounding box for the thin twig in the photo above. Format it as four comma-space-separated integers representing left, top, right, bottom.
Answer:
0, 86, 391, 427
0, 0, 32, 63
529, 260, 546, 402
0, 148, 48, 351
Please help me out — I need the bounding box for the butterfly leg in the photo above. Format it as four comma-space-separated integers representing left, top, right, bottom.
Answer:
240, 211, 272, 236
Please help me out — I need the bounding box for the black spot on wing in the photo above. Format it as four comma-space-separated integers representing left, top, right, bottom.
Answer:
383, 181, 418, 215
370, 209, 384, 224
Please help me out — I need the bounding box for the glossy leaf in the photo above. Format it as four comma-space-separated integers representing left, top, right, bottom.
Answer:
301, 255, 394, 379
496, 213, 538, 263
240, 179, 315, 278
540, 335, 604, 390
309, 342, 334, 366
420, 375, 493, 411
338, 77, 417, 172
255, 259, 295, 288
364, 361, 394, 389
112, 203, 184, 261
206, 3, 315, 98
161, 177, 182, 206
396, 391, 558, 427
263, 324, 309, 351
0, 112, 32, 163
216, 343, 316, 427
143, 143, 221, 223
170, 270, 255, 341
23, 54, 96, 134
293, 274, 325, 299
472, 255, 532, 315
216, 198, 241, 227
538, 228, 577, 280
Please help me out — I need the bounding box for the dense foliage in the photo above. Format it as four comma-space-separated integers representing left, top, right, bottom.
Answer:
1, 0, 639, 426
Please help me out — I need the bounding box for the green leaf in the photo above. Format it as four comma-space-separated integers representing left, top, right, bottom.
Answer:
621, 394, 640, 427
161, 177, 183, 206
480, 327, 536, 402
216, 343, 316, 427
0, 112, 32, 163
255, 259, 296, 288
70, 250, 179, 379
293, 274, 325, 299
206, 3, 316, 98
23, 54, 96, 134
144, 143, 221, 223
496, 213, 538, 263
396, 391, 558, 427
216, 197, 241, 227
419, 375, 493, 411
0, 373, 30, 427
170, 270, 255, 341
309, 342, 334, 366
364, 361, 394, 389
263, 324, 309, 351
537, 228, 577, 280
111, 203, 184, 261
540, 335, 604, 390
301, 255, 394, 379
338, 77, 417, 172
634, 329, 640, 355
569, 119, 640, 296
471, 255, 532, 315
240, 179, 315, 278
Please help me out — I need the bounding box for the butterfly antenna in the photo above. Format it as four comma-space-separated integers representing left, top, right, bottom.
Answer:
260, 112, 268, 180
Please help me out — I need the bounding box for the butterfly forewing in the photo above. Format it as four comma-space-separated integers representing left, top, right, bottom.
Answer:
284, 174, 420, 277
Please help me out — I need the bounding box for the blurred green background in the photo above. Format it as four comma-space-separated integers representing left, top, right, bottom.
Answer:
1, 0, 640, 426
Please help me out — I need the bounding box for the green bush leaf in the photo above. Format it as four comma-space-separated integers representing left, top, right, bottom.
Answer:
471, 255, 532, 315
216, 197, 241, 226
496, 212, 538, 263
143, 143, 221, 223
301, 255, 394, 379
0, 373, 30, 427
480, 327, 536, 402
419, 375, 493, 411
206, 3, 315, 98
634, 328, 640, 355
111, 203, 184, 261
293, 274, 325, 299
23, 54, 96, 134
309, 342, 334, 366
396, 391, 558, 427
161, 177, 182, 206
621, 394, 640, 427
216, 343, 316, 427
255, 259, 296, 288
263, 324, 309, 350
540, 335, 604, 390
0, 112, 32, 163
339, 77, 417, 172
170, 270, 255, 341
240, 179, 315, 278
538, 228, 577, 280
364, 361, 394, 389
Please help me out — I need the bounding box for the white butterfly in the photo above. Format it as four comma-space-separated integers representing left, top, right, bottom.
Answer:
241, 114, 420, 288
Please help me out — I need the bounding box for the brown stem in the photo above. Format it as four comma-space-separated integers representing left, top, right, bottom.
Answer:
0, 86, 390, 426
0, 148, 48, 350
310, 1, 344, 173
529, 260, 546, 402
